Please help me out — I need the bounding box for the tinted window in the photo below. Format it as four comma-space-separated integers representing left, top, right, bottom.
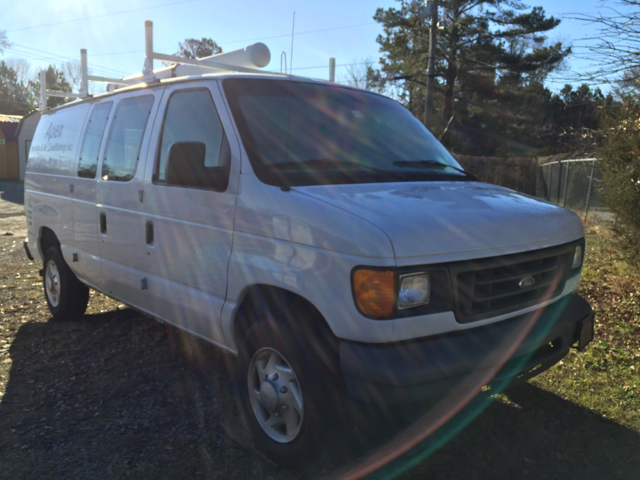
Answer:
223, 79, 468, 187
78, 102, 112, 178
157, 89, 229, 186
102, 96, 154, 182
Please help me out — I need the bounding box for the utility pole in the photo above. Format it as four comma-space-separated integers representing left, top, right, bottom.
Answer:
419, 0, 438, 127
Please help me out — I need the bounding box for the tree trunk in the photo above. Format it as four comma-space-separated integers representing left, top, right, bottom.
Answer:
443, 61, 457, 127
442, 22, 460, 131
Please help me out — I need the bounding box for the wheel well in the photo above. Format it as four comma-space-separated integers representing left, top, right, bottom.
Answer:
233, 285, 337, 348
39, 227, 60, 259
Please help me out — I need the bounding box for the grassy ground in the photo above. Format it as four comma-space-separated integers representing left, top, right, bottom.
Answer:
377, 221, 640, 480
531, 224, 640, 429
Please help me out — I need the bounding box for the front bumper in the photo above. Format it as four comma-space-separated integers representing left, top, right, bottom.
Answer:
340, 293, 594, 404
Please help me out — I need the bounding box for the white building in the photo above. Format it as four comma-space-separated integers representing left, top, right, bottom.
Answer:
16, 111, 41, 181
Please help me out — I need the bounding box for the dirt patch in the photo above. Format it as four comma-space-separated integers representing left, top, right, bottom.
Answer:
0, 230, 282, 479
0, 215, 396, 479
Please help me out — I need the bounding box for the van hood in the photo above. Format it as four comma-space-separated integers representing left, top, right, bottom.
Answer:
295, 181, 584, 265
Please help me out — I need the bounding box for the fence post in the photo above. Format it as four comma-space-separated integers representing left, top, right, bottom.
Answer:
584, 160, 595, 220
562, 160, 570, 207
556, 162, 562, 203
547, 162, 552, 201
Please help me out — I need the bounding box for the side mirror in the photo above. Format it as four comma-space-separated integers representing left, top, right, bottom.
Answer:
165, 141, 228, 190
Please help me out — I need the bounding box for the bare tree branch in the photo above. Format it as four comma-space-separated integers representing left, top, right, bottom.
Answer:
565, 1, 640, 84
4, 57, 31, 85
340, 58, 375, 89
0, 30, 9, 53
62, 61, 83, 93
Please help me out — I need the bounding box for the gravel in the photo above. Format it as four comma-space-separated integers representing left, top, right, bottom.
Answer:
0, 183, 293, 479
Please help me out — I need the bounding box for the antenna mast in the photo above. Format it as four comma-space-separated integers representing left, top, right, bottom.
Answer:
290, 12, 296, 75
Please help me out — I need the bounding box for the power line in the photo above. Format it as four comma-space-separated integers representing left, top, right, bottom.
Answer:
9, 16, 378, 79
8, 42, 373, 79
222, 22, 377, 46
90, 22, 378, 57
5, 46, 128, 78
292, 61, 372, 71
9, 46, 128, 77
11, 43, 129, 76
7, 0, 200, 33
9, 18, 379, 81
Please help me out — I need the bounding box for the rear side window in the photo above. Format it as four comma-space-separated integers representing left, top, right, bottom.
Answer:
102, 95, 154, 182
156, 89, 230, 189
78, 102, 112, 178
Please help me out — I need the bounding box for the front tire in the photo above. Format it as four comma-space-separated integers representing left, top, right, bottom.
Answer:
43, 247, 89, 320
237, 317, 342, 465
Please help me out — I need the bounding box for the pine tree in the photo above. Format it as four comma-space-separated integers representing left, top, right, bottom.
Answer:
372, 0, 570, 155
0, 61, 31, 115
28, 65, 73, 110
176, 38, 223, 59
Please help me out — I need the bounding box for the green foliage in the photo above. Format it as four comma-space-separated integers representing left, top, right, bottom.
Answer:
0, 61, 32, 115
544, 84, 608, 155
596, 99, 640, 254
176, 38, 222, 59
371, 0, 574, 156
27, 65, 73, 110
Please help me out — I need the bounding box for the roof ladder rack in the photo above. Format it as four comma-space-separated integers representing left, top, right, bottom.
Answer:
39, 20, 272, 110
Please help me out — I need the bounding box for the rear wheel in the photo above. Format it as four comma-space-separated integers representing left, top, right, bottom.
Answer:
43, 247, 89, 320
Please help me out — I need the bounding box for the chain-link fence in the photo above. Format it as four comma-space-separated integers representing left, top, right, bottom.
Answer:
536, 158, 606, 217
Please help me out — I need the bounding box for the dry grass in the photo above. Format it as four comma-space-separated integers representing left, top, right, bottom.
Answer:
531, 224, 640, 429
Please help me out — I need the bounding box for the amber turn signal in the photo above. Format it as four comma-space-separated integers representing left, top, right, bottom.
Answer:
352, 268, 396, 319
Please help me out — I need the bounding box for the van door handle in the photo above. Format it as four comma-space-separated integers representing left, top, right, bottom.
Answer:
145, 220, 154, 245
100, 212, 107, 234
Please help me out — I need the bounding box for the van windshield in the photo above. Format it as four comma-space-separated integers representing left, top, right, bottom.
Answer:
223, 78, 473, 186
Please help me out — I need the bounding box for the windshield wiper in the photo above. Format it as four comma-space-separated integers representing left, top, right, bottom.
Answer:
392, 160, 477, 180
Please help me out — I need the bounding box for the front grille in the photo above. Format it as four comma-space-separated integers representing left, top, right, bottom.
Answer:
454, 245, 573, 323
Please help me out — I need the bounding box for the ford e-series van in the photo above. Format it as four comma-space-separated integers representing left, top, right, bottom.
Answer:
24, 72, 594, 461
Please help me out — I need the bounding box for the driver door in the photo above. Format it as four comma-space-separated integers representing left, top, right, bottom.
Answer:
141, 81, 241, 345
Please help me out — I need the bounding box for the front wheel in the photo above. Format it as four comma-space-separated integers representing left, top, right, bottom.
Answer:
237, 319, 342, 465
43, 247, 89, 320
247, 345, 305, 444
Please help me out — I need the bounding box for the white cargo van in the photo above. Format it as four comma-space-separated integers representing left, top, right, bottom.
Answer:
24, 69, 594, 461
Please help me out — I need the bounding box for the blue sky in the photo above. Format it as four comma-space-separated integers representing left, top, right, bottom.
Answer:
0, 0, 626, 92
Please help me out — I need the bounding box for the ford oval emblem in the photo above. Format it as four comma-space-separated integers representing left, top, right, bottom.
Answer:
519, 276, 536, 289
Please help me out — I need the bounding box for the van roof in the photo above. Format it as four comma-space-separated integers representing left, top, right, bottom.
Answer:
42, 71, 346, 114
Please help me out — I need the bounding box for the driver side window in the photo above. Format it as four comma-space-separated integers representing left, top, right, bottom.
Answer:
156, 88, 230, 191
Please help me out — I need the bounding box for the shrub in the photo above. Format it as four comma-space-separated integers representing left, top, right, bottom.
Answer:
596, 107, 640, 257
454, 155, 538, 195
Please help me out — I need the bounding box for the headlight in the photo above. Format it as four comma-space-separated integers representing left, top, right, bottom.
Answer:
572, 244, 583, 269
398, 272, 430, 309
352, 268, 396, 319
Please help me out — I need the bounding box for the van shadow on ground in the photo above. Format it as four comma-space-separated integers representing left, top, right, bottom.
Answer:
373, 382, 640, 480
1, 308, 639, 480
